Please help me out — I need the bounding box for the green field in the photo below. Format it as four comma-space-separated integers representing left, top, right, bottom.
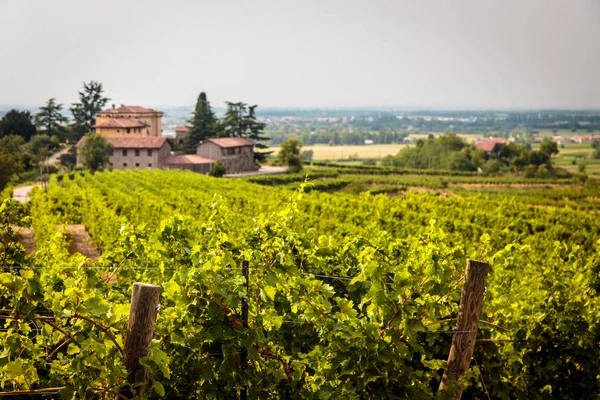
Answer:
542, 143, 600, 175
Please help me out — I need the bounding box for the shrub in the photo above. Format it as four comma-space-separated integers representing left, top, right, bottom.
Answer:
209, 161, 226, 177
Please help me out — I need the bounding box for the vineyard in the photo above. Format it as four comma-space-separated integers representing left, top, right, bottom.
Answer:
1, 169, 599, 398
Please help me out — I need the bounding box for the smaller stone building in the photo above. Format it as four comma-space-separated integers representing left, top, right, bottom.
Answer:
196, 138, 256, 173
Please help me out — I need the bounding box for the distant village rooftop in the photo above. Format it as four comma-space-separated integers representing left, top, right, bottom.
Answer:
174, 126, 189, 133
475, 138, 505, 153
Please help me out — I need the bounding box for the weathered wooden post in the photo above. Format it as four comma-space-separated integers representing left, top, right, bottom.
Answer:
124, 282, 162, 379
240, 260, 249, 400
438, 259, 489, 398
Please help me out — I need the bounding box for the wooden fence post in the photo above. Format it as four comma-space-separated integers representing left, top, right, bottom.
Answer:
438, 259, 489, 398
124, 282, 162, 380
240, 260, 249, 400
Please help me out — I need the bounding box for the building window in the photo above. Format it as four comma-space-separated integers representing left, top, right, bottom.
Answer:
227, 148, 236, 155
135, 163, 140, 167
117, 130, 120, 133
126, 128, 131, 134
123, 163, 127, 167
135, 149, 140, 156
147, 149, 152, 156
122, 149, 127, 156
148, 163, 152, 167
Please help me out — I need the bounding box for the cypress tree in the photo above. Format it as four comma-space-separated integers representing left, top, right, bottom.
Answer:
34, 98, 69, 140
70, 81, 110, 138
186, 92, 217, 153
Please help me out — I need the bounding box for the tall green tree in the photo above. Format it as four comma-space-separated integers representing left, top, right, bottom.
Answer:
70, 81, 110, 138
34, 98, 68, 140
220, 102, 246, 138
80, 134, 113, 172
0, 110, 37, 141
539, 138, 559, 157
220, 101, 271, 162
245, 105, 271, 162
185, 92, 217, 153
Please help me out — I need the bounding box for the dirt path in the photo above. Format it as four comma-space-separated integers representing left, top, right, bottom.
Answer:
11, 225, 102, 261
11, 226, 36, 254
47, 146, 70, 165
13, 185, 36, 203
62, 225, 102, 261
227, 166, 288, 177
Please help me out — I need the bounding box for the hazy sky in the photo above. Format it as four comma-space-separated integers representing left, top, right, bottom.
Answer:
1, 0, 599, 109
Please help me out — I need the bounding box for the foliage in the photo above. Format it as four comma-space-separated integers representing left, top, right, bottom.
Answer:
79, 134, 113, 172
0, 110, 37, 141
0, 152, 23, 191
209, 161, 227, 178
34, 98, 69, 140
1, 169, 599, 398
185, 92, 218, 154
70, 81, 110, 138
24, 135, 60, 164
382, 134, 564, 177
382, 134, 479, 171
278, 138, 303, 173
539, 138, 559, 156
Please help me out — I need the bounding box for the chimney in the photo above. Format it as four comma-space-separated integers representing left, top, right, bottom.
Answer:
112, 104, 115, 109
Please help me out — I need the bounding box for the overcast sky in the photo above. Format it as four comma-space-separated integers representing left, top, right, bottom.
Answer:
1, 0, 599, 109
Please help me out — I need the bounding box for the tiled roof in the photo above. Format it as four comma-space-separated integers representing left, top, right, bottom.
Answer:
174, 126, 189, 133
162, 154, 215, 165
201, 137, 255, 148
475, 138, 505, 153
92, 118, 148, 129
76, 135, 169, 149
99, 105, 162, 114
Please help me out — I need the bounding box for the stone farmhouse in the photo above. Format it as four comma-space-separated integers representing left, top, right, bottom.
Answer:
77, 104, 257, 174
196, 138, 256, 173
76, 136, 172, 169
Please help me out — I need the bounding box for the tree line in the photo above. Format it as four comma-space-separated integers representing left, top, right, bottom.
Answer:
0, 81, 109, 190
381, 134, 563, 178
